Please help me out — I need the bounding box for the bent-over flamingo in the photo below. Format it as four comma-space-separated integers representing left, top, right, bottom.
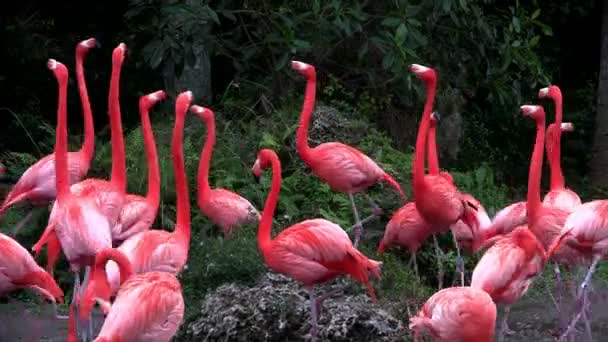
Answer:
471, 226, 546, 342
0, 38, 97, 235
252, 148, 381, 342
409, 286, 497, 342
193, 105, 260, 239
291, 60, 405, 247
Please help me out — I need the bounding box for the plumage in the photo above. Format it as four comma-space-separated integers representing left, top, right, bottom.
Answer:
451, 194, 492, 252
379, 203, 432, 254
409, 286, 496, 342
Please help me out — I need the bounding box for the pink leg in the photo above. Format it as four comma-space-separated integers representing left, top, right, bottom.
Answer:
308, 287, 318, 342
349, 193, 363, 247
432, 235, 444, 289
12, 211, 34, 237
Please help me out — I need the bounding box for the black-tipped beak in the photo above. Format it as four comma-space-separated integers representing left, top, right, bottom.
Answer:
253, 173, 260, 184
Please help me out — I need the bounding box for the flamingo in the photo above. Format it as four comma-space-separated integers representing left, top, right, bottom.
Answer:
471, 226, 546, 342
0, 38, 97, 235
409, 286, 497, 342
112, 90, 166, 243
33, 43, 129, 269
101, 91, 192, 295
194, 105, 260, 239
538, 85, 581, 211
74, 248, 184, 342
47, 58, 112, 340
291, 60, 405, 247
252, 148, 381, 342
546, 200, 608, 340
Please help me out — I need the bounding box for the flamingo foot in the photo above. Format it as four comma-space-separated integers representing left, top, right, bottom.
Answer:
314, 288, 344, 317
364, 194, 383, 217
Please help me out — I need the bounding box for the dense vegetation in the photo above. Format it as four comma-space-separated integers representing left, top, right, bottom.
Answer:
1, 0, 606, 328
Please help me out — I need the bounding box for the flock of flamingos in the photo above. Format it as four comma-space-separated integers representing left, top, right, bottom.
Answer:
0, 37, 606, 342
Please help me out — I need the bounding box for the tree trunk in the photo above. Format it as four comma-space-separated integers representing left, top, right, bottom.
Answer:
590, 0, 608, 188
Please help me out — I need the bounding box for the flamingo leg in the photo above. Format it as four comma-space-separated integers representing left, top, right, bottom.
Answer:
308, 287, 318, 342
497, 305, 514, 342
408, 252, 419, 280
363, 194, 384, 217
71, 270, 81, 340
347, 213, 378, 231
450, 232, 465, 286
554, 263, 567, 329
558, 256, 601, 342
348, 193, 363, 247
80, 266, 92, 341
12, 211, 34, 237
432, 235, 444, 289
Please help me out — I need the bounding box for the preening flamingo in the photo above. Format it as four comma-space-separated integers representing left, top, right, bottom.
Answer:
291, 60, 405, 247
103, 91, 192, 294
47, 58, 112, 340
0, 38, 97, 235
538, 85, 581, 211
471, 226, 546, 342
252, 148, 381, 342
546, 200, 608, 341
112, 90, 166, 243
193, 105, 260, 239
409, 286, 497, 342
33, 43, 129, 272
76, 248, 184, 342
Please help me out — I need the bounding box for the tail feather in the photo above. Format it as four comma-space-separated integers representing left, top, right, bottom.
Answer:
382, 173, 406, 202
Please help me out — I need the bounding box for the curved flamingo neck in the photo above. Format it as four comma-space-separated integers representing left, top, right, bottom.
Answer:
428, 122, 439, 174
53, 65, 69, 202
258, 153, 282, 257
76, 50, 95, 165
86, 248, 133, 308
550, 92, 564, 189
172, 95, 191, 245
140, 102, 160, 208
109, 53, 127, 192
527, 117, 546, 221
295, 71, 317, 165
413, 79, 437, 194
197, 115, 215, 203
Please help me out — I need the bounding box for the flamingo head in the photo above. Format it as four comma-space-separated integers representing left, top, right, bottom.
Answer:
430, 111, 440, 127
520, 105, 545, 122
409, 64, 436, 83
561, 122, 574, 132
190, 105, 214, 122
76, 38, 98, 58
538, 85, 562, 101
252, 149, 276, 179
139, 90, 166, 112
176, 91, 193, 117
47, 59, 68, 82
291, 60, 316, 79
112, 42, 127, 65
79, 271, 112, 320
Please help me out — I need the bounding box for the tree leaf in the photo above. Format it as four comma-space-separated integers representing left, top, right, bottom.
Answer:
382, 52, 395, 70
381, 17, 401, 27
395, 23, 408, 44
512, 17, 521, 33
531, 8, 541, 20
529, 35, 540, 47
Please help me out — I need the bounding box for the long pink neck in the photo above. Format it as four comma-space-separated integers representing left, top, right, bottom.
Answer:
295, 71, 317, 165
172, 97, 191, 245
527, 116, 546, 221
54, 67, 69, 202
75, 51, 95, 165
550, 91, 564, 189
140, 102, 160, 208
257, 152, 282, 258
109, 54, 126, 192
197, 115, 215, 203
427, 122, 439, 174
90, 248, 133, 302
413, 79, 437, 195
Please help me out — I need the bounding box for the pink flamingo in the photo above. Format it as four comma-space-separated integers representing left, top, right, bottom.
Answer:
409, 286, 497, 342
291, 61, 405, 247
0, 38, 97, 234
33, 43, 129, 270
101, 91, 192, 295
546, 200, 608, 340
74, 248, 184, 341
538, 85, 581, 211
471, 226, 546, 342
252, 148, 381, 342
47, 58, 112, 340
112, 90, 166, 242
194, 105, 260, 239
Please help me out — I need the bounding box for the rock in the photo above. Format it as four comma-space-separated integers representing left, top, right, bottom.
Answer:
177, 272, 404, 341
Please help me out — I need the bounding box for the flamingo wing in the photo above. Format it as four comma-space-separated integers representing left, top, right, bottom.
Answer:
491, 201, 527, 235
114, 195, 155, 241
381, 203, 431, 252
561, 200, 608, 253
201, 188, 259, 227
97, 272, 184, 342
543, 189, 581, 212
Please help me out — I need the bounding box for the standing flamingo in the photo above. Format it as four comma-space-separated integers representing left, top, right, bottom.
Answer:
471, 226, 546, 342
75, 248, 184, 342
101, 91, 192, 295
538, 85, 581, 211
194, 105, 260, 239
252, 148, 381, 342
0, 38, 97, 234
409, 286, 497, 342
112, 90, 166, 243
47, 58, 112, 340
33, 43, 129, 268
291, 60, 405, 247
